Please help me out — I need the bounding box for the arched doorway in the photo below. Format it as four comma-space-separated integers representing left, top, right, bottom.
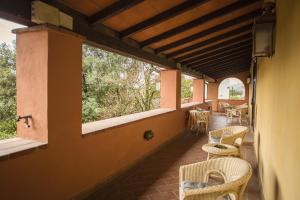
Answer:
218, 77, 245, 100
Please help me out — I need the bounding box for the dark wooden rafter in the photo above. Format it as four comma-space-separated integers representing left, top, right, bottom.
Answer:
209, 67, 250, 78
199, 60, 251, 73
42, 0, 180, 70
186, 47, 252, 67
199, 63, 251, 77
0, 0, 33, 26
88, 0, 145, 24
181, 40, 252, 65
155, 10, 260, 53
191, 53, 252, 69
194, 60, 252, 76
140, 0, 258, 47
120, 0, 209, 38
175, 33, 252, 62
166, 24, 253, 58
0, 0, 259, 79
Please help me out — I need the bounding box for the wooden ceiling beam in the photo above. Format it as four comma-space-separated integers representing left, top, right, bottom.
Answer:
199, 64, 250, 78
181, 40, 252, 65
191, 53, 251, 69
155, 10, 260, 53
166, 24, 252, 58
175, 33, 252, 62
200, 61, 251, 74
140, 0, 258, 47
208, 67, 250, 78
186, 47, 252, 67
88, 0, 145, 24
120, 0, 209, 38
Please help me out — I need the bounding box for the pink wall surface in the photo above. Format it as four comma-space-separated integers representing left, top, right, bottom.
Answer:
0, 27, 195, 200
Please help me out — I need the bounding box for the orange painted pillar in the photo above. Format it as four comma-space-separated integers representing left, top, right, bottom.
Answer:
15, 26, 84, 143
192, 79, 205, 103
160, 69, 181, 109
207, 82, 219, 112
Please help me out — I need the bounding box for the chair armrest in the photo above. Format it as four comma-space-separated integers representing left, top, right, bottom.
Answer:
209, 129, 223, 138
204, 169, 227, 183
179, 162, 206, 183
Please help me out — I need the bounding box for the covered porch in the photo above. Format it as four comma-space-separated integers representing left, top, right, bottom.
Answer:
84, 114, 261, 200
0, 0, 300, 200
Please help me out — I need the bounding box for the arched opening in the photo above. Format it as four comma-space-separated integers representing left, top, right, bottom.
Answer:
218, 77, 245, 100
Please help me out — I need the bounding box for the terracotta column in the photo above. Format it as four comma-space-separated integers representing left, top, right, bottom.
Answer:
160, 69, 181, 109
192, 79, 205, 103
207, 82, 219, 112
15, 26, 84, 143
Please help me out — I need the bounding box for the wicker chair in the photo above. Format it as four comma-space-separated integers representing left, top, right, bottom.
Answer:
219, 102, 231, 113
179, 157, 252, 200
208, 126, 248, 157
226, 104, 248, 125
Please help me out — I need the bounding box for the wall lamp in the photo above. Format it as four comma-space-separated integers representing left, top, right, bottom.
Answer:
253, 2, 276, 57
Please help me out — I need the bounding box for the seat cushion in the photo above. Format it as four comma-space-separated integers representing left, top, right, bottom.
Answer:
181, 181, 209, 191
210, 136, 221, 144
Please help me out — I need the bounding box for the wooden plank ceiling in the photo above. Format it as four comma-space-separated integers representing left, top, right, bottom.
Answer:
58, 0, 262, 79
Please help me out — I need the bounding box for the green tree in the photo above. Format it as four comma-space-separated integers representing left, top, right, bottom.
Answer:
181, 75, 193, 101
0, 43, 17, 139
82, 44, 160, 123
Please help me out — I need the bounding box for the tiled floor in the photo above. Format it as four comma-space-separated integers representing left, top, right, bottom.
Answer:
86, 113, 262, 200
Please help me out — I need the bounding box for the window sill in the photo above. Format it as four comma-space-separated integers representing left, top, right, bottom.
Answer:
181, 102, 202, 108
82, 108, 175, 135
0, 137, 47, 160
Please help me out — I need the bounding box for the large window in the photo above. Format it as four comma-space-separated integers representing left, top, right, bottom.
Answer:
82, 44, 160, 123
181, 74, 193, 104
218, 78, 245, 100
0, 19, 25, 140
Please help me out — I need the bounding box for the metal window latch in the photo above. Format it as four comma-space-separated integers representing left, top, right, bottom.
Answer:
16, 115, 32, 128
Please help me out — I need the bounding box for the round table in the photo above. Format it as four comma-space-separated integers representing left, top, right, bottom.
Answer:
202, 143, 239, 160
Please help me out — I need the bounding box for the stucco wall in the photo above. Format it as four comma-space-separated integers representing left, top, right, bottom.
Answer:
254, 0, 300, 199
0, 28, 194, 200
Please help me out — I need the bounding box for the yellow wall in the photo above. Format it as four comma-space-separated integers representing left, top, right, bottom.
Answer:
254, 0, 300, 199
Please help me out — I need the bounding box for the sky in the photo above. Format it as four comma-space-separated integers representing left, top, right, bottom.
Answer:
0, 18, 25, 45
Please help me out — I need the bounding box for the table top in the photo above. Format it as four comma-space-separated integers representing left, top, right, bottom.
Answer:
202, 143, 238, 155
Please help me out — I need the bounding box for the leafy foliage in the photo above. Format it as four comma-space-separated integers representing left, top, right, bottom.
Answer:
0, 43, 16, 139
181, 75, 193, 102
82, 44, 160, 123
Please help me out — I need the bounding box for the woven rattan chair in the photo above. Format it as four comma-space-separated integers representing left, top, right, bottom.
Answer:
208, 126, 248, 157
226, 104, 248, 125
188, 110, 210, 134
179, 157, 252, 200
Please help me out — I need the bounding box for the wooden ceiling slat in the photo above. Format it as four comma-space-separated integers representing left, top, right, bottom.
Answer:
88, 0, 144, 24
201, 63, 250, 74
175, 33, 252, 61
208, 66, 250, 78
181, 40, 252, 65
166, 24, 252, 58
140, 0, 258, 47
155, 10, 259, 53
189, 48, 252, 67
120, 0, 209, 38
191, 53, 251, 69
199, 61, 251, 75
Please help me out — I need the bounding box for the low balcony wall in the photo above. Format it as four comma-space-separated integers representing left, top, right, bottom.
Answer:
0, 103, 202, 200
